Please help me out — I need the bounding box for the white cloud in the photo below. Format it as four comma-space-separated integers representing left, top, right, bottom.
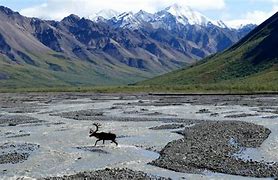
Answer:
224, 0, 278, 28
225, 6, 278, 28
20, 0, 226, 20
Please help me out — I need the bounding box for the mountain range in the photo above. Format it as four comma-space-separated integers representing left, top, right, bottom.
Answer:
140, 11, 278, 89
94, 4, 228, 29
0, 4, 256, 88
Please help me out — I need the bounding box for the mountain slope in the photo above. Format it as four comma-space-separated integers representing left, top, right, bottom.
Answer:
140, 12, 278, 87
0, 7, 154, 88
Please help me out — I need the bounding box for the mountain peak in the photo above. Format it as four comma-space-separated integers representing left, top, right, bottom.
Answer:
167, 3, 185, 10
163, 3, 227, 28
163, 3, 210, 26
62, 14, 80, 23
0, 6, 19, 16
135, 10, 154, 22
90, 9, 120, 21
137, 10, 149, 14
114, 11, 142, 29
165, 3, 195, 13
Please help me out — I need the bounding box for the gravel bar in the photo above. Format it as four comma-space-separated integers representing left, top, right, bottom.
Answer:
151, 121, 278, 178
42, 168, 169, 180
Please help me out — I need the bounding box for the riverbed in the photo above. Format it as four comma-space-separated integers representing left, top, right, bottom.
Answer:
0, 93, 277, 179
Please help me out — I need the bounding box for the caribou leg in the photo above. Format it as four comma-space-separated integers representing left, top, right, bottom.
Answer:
94, 139, 101, 146
112, 140, 118, 146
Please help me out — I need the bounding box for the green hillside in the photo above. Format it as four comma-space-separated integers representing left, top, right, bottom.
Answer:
140, 12, 278, 90
0, 49, 153, 89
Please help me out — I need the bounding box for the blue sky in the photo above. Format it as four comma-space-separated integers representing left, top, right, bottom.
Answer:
0, 0, 277, 27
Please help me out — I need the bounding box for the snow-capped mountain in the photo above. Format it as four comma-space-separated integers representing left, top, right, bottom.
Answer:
134, 10, 155, 22
89, 9, 120, 22
111, 12, 142, 29
162, 4, 228, 28
90, 4, 232, 29
162, 4, 212, 26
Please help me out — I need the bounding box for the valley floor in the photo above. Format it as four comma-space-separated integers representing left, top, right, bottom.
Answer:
0, 93, 278, 179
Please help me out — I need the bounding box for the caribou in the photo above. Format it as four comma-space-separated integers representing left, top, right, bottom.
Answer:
89, 123, 118, 146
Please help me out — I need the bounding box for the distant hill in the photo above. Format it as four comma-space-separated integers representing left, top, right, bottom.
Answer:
140, 12, 278, 90
0, 5, 254, 88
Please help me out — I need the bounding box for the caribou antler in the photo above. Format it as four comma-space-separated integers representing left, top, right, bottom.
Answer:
92, 123, 101, 132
